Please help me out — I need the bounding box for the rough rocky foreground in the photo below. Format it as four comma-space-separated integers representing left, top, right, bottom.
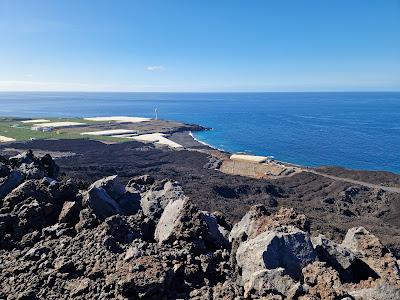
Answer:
1, 151, 400, 299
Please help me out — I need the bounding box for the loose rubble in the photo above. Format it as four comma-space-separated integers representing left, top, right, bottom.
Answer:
1, 151, 399, 299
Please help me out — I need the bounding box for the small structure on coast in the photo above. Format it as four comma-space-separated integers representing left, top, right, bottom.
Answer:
230, 154, 269, 163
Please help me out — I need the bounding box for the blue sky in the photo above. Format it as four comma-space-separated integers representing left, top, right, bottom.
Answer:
0, 0, 399, 92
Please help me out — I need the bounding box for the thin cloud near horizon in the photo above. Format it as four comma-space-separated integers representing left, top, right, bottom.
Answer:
146, 65, 165, 72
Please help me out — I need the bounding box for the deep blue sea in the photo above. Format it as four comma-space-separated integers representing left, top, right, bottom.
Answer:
0, 92, 399, 173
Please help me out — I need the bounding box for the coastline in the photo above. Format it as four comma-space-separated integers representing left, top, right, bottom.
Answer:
1, 115, 400, 188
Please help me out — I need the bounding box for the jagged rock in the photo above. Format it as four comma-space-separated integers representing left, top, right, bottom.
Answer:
210, 280, 243, 299
253, 207, 310, 235
302, 262, 349, 300
229, 204, 269, 244
244, 268, 301, 299
82, 186, 121, 220
0, 170, 24, 199
236, 225, 317, 282
9, 151, 59, 179
349, 282, 400, 300
18, 162, 45, 179
42, 222, 75, 238
203, 156, 222, 170
126, 175, 155, 194
58, 178, 80, 201
154, 197, 186, 243
9, 150, 35, 167
189, 286, 213, 299
14, 199, 48, 233
230, 206, 309, 244
75, 208, 99, 231
200, 211, 230, 249
90, 175, 125, 200
312, 234, 356, 279
58, 201, 81, 224
342, 226, 400, 284
25, 246, 50, 261
129, 175, 155, 186
100, 215, 141, 246
155, 198, 206, 251
141, 180, 187, 221
2, 180, 50, 211
340, 186, 364, 203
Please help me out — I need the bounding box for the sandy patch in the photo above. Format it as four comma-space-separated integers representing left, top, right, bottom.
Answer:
0, 135, 16, 143
230, 154, 268, 163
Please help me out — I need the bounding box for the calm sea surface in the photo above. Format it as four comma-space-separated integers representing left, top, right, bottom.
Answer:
0, 92, 399, 173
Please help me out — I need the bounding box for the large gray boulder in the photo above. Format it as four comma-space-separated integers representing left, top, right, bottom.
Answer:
244, 268, 301, 299
0, 170, 24, 199
154, 198, 207, 251
83, 186, 121, 220
342, 227, 400, 284
154, 197, 187, 244
229, 204, 269, 243
312, 234, 356, 279
236, 225, 317, 282
91, 175, 125, 200
141, 180, 186, 221
229, 206, 309, 244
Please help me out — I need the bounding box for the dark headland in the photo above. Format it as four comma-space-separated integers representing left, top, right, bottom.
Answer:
1, 117, 400, 299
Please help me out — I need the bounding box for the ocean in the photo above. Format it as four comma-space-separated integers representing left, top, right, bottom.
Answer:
0, 91, 399, 173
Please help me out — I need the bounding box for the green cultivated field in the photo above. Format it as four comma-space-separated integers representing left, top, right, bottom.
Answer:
0, 117, 129, 143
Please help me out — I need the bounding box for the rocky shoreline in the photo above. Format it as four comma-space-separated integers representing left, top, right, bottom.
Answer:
1, 150, 400, 299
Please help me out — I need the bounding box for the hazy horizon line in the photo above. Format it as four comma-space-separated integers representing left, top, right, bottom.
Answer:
1, 90, 400, 94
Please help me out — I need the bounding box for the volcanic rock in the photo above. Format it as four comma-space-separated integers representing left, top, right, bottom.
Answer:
236, 225, 317, 282
82, 186, 121, 220
200, 211, 230, 250
342, 226, 400, 284
58, 201, 81, 224
90, 175, 125, 200
244, 268, 301, 299
302, 262, 350, 300
141, 180, 187, 221
0, 170, 24, 199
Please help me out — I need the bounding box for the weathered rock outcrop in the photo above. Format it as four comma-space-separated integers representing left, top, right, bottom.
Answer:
342, 226, 400, 284
140, 180, 187, 221
236, 225, 317, 282
1, 151, 400, 299
302, 262, 350, 300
